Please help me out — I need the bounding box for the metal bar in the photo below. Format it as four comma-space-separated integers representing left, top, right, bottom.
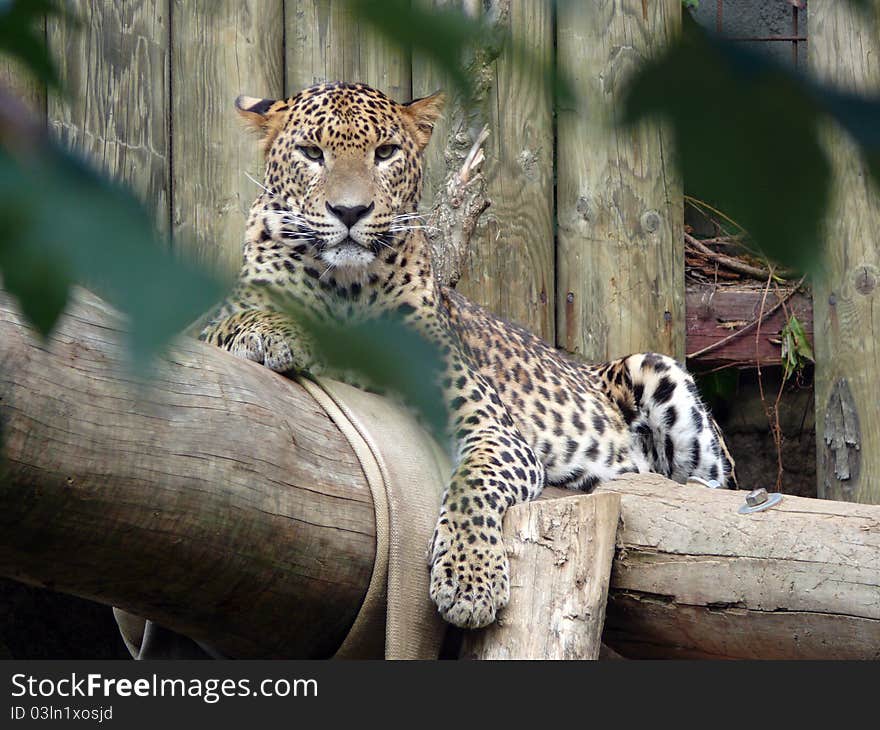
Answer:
726, 35, 808, 42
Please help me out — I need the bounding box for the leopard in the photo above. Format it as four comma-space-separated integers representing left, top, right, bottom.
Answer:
200, 82, 737, 630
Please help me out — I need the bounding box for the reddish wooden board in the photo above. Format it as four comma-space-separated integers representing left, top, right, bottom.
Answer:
685, 284, 813, 368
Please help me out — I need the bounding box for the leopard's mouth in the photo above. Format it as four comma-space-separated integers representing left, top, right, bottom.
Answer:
320, 237, 376, 268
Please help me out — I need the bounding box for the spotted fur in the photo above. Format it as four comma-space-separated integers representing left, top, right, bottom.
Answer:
201, 82, 737, 630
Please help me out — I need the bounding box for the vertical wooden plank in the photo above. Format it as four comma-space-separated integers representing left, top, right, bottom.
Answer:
171, 0, 284, 275
556, 1, 684, 361
0, 14, 47, 119
285, 0, 411, 100
810, 2, 880, 504
411, 0, 457, 211
46, 1, 170, 233
453, 0, 556, 341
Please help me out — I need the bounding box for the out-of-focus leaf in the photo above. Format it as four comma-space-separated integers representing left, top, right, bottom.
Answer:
0, 143, 230, 369
0, 0, 70, 89
805, 82, 880, 191
623, 15, 831, 274
281, 297, 449, 445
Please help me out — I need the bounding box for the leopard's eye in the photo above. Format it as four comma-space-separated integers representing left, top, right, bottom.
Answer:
297, 145, 324, 162
375, 144, 400, 162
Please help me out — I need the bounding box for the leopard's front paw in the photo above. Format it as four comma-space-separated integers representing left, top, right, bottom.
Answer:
229, 325, 296, 373
429, 515, 509, 629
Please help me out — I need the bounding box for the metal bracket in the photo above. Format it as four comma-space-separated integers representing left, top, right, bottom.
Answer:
738, 488, 783, 515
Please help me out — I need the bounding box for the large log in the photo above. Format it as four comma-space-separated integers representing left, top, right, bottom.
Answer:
1, 289, 878, 660
595, 476, 880, 660
0, 289, 375, 659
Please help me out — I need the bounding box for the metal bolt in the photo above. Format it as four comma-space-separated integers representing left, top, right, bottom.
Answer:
746, 488, 769, 507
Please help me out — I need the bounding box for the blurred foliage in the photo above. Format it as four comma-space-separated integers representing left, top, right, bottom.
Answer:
624, 13, 880, 275
0, 0, 67, 88
286, 301, 450, 446
0, 0, 227, 370
0, 144, 228, 369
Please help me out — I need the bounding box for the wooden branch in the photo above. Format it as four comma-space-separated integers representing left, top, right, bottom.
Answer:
684, 232, 778, 282
1, 289, 878, 660
425, 0, 510, 289
460, 493, 620, 660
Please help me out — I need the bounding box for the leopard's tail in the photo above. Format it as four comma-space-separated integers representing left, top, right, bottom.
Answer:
596, 352, 737, 488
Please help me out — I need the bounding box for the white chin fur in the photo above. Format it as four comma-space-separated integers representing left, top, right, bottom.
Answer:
320, 242, 376, 269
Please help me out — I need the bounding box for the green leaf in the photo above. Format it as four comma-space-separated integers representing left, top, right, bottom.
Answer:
843, 0, 873, 12
780, 313, 813, 382
348, 0, 487, 99
280, 298, 449, 446
0, 142, 230, 370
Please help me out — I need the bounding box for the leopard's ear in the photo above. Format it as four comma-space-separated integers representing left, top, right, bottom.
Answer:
403, 92, 446, 150
235, 95, 286, 151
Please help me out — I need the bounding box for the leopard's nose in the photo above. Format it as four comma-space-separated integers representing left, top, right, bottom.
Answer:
326, 202, 374, 228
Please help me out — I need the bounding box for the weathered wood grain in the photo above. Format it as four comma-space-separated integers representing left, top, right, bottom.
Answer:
47, 0, 169, 232
411, 0, 457, 210
285, 0, 411, 100
556, 0, 684, 361
686, 285, 813, 368
171, 0, 284, 275
810, 2, 880, 503
594, 475, 880, 660
0, 288, 374, 659
460, 493, 620, 660
451, 0, 555, 341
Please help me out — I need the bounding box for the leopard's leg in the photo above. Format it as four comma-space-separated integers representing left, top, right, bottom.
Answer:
597, 352, 737, 488
429, 421, 544, 628
200, 308, 319, 375
423, 325, 545, 629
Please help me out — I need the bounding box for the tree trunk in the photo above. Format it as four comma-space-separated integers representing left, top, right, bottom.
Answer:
460, 493, 620, 660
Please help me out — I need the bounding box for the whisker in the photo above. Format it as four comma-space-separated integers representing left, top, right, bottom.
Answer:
244, 171, 281, 200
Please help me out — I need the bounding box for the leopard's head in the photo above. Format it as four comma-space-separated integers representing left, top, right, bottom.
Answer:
238, 82, 444, 270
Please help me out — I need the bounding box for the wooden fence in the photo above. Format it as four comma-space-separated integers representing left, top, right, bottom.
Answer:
0, 0, 682, 357
1, 1, 878, 503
